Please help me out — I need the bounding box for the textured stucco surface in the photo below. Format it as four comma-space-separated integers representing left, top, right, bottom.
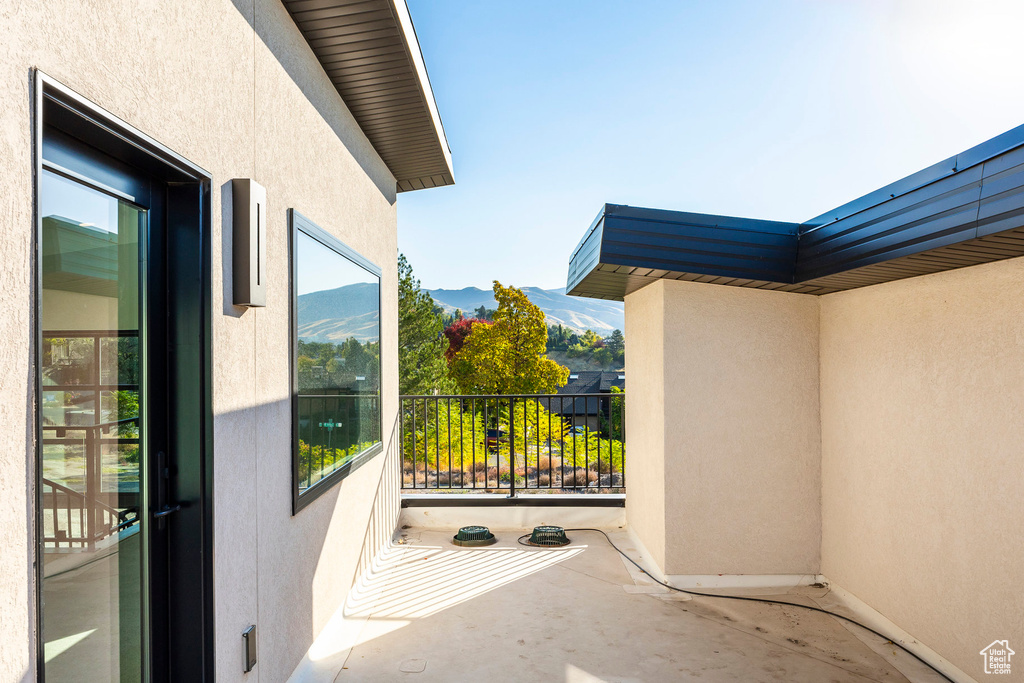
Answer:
0, 1, 401, 680
820, 256, 1024, 681
624, 281, 667, 571
626, 256, 1024, 676
0, 22, 35, 677
625, 279, 822, 577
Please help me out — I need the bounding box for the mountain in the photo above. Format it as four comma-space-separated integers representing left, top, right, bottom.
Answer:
427, 286, 624, 336
297, 283, 380, 343
296, 283, 625, 343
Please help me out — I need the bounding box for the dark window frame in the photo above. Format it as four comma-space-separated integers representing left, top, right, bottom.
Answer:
33, 70, 215, 681
289, 209, 383, 514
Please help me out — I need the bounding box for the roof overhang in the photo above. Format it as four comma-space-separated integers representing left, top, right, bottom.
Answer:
283, 0, 454, 192
568, 123, 1024, 299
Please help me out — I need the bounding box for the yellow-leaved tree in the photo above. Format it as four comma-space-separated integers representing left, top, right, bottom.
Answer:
450, 281, 569, 394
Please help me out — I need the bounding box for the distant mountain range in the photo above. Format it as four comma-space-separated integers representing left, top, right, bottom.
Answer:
296, 283, 624, 344
297, 283, 380, 344
427, 286, 623, 336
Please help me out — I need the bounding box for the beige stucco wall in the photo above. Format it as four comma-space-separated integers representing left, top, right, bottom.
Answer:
624, 282, 667, 570
625, 279, 822, 577
820, 256, 1024, 680
0, 1, 401, 681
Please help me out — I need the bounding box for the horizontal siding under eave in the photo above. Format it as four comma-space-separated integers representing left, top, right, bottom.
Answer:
396, 173, 454, 193
801, 231, 1024, 292
281, 0, 453, 189
306, 28, 400, 49
312, 36, 407, 59
294, 11, 397, 35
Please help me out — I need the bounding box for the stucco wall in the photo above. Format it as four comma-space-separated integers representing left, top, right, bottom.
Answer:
624, 282, 667, 570
625, 279, 822, 577
0, 1, 401, 680
820, 256, 1024, 680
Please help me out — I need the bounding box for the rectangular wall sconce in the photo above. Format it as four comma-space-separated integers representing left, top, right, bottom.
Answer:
242, 624, 257, 673
232, 178, 267, 307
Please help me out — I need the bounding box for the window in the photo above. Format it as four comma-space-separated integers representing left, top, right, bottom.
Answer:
290, 210, 382, 511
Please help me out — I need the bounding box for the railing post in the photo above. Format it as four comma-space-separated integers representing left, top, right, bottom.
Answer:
507, 395, 515, 499
400, 397, 406, 487
86, 425, 98, 551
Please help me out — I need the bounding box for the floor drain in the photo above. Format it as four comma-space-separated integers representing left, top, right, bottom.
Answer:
452, 525, 496, 547
523, 525, 571, 547
399, 658, 427, 673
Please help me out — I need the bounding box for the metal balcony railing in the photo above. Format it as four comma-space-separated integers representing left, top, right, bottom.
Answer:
41, 329, 141, 550
399, 393, 624, 496
41, 417, 140, 550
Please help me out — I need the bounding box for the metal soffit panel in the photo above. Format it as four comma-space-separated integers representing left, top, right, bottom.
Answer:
282, 0, 453, 192
567, 123, 1024, 299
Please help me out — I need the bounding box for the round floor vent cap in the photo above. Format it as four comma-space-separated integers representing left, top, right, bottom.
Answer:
525, 525, 571, 547
452, 525, 496, 547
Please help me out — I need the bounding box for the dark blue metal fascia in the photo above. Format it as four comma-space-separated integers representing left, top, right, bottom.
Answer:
568, 122, 1024, 299
600, 205, 800, 283
567, 205, 608, 294
794, 164, 985, 281
566, 203, 800, 296
801, 122, 1024, 230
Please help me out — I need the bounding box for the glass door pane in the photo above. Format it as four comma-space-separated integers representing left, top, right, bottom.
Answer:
40, 169, 145, 682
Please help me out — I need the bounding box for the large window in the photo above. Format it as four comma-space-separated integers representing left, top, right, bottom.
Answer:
291, 210, 382, 511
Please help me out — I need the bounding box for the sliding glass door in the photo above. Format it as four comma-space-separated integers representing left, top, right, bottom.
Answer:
40, 168, 148, 681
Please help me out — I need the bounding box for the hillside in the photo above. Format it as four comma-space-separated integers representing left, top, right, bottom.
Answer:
297, 283, 380, 343
427, 286, 623, 336
296, 283, 624, 344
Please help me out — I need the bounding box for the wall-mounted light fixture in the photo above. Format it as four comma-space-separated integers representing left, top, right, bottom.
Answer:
242, 624, 257, 673
232, 178, 266, 307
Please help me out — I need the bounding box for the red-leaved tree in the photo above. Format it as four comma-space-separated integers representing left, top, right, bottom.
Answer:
443, 317, 492, 362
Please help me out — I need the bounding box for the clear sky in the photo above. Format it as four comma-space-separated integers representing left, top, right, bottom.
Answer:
400, 0, 1024, 291
296, 232, 376, 295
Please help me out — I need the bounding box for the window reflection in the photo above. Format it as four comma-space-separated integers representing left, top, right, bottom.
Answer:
294, 228, 382, 495
40, 170, 143, 681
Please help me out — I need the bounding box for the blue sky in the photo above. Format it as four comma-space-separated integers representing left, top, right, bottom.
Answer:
400, 0, 1024, 291
296, 231, 376, 295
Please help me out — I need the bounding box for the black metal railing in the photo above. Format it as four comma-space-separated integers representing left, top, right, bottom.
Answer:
41, 329, 141, 550
41, 417, 140, 550
399, 393, 624, 495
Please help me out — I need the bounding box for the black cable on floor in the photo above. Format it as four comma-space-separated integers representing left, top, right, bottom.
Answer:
517, 528, 954, 683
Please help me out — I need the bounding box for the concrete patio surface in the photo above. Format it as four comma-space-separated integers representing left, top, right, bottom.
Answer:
328, 528, 948, 682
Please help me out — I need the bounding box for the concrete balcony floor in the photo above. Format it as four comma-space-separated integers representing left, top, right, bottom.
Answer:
330, 529, 945, 682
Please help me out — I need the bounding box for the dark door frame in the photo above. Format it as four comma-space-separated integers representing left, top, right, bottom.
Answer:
33, 71, 215, 682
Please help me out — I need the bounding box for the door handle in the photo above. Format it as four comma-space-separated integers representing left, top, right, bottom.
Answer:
154, 450, 182, 528
153, 504, 181, 519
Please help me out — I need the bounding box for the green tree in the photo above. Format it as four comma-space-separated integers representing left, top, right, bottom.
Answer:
450, 281, 569, 394
580, 329, 601, 348
605, 329, 624, 355
398, 254, 454, 395
593, 347, 613, 367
